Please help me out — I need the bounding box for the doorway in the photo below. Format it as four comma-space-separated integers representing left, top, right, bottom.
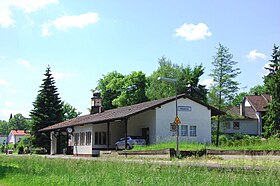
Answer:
142, 128, 149, 145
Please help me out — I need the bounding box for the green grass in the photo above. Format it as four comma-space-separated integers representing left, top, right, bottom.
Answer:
132, 141, 207, 151
0, 155, 280, 186
132, 137, 280, 151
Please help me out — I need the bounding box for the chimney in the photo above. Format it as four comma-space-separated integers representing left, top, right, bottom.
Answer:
240, 100, 245, 116
90, 91, 104, 114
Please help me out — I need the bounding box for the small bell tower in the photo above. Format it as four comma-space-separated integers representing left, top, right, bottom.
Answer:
91, 91, 104, 114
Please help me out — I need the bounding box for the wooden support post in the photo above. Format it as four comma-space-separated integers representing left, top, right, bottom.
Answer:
107, 122, 110, 150
125, 118, 128, 150
57, 131, 61, 154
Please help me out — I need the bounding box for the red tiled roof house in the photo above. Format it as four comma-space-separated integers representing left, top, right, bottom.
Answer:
226, 94, 271, 135
7, 130, 30, 144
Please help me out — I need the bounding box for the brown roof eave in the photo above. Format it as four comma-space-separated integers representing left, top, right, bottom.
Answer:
39, 116, 128, 132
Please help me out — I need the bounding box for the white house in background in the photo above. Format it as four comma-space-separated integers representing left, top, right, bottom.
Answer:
7, 130, 30, 144
226, 94, 271, 136
40, 93, 223, 156
0, 135, 6, 145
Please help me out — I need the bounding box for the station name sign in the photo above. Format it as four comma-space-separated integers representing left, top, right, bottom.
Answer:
178, 106, 192, 112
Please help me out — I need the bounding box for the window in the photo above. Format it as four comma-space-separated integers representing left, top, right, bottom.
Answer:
233, 122, 240, 130
190, 126, 197, 137
95, 132, 107, 145
80, 132, 85, 146
86, 131, 92, 146
74, 133, 79, 146
181, 125, 188, 136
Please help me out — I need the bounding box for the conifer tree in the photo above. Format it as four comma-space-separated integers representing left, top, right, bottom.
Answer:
30, 66, 63, 151
209, 43, 241, 146
263, 44, 280, 137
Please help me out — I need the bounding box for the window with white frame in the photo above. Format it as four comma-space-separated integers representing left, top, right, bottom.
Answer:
190, 126, 197, 137
80, 132, 85, 146
74, 133, 79, 146
86, 131, 91, 146
95, 132, 107, 145
181, 125, 188, 136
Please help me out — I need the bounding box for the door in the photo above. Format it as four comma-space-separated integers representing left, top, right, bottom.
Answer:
142, 128, 149, 145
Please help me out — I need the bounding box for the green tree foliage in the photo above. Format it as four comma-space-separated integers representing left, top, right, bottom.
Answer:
0, 120, 9, 135
146, 56, 207, 102
8, 114, 29, 130
62, 101, 82, 121
94, 71, 124, 110
249, 85, 267, 95
263, 44, 280, 137
30, 66, 63, 151
209, 43, 241, 110
209, 44, 241, 146
230, 85, 267, 107
230, 92, 249, 107
112, 71, 148, 107
94, 71, 148, 108
146, 57, 181, 100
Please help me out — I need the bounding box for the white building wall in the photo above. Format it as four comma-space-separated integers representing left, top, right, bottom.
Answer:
8, 134, 15, 144
73, 125, 93, 155
109, 121, 125, 148
245, 99, 251, 107
225, 119, 258, 135
128, 110, 156, 144
50, 131, 57, 155
155, 98, 212, 144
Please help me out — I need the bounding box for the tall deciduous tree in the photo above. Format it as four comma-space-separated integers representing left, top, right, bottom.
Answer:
30, 66, 63, 151
94, 71, 148, 108
62, 101, 82, 121
146, 56, 207, 102
112, 71, 148, 107
9, 113, 29, 130
263, 44, 280, 137
209, 43, 241, 146
94, 71, 124, 110
146, 57, 181, 100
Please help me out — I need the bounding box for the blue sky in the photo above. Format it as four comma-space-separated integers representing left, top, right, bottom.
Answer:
0, 0, 279, 120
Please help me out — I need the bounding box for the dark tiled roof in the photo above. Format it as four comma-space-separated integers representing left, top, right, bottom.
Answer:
228, 106, 258, 119
39, 94, 224, 132
246, 95, 270, 112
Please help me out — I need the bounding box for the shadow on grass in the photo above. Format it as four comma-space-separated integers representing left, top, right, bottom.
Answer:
0, 165, 20, 180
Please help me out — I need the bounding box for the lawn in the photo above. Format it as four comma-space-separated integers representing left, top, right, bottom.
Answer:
0, 155, 280, 186
132, 137, 280, 151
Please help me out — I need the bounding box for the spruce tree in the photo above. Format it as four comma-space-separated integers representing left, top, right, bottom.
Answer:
30, 66, 63, 152
263, 44, 280, 137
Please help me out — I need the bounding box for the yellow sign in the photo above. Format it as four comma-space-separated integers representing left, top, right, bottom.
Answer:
174, 115, 181, 125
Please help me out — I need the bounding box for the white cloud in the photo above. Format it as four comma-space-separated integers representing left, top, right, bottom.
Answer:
0, 79, 9, 87
246, 50, 266, 61
200, 78, 214, 89
175, 23, 212, 41
4, 101, 15, 107
52, 71, 74, 79
0, 0, 58, 28
0, 9, 15, 28
41, 12, 99, 37
10, 0, 58, 13
17, 58, 36, 72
